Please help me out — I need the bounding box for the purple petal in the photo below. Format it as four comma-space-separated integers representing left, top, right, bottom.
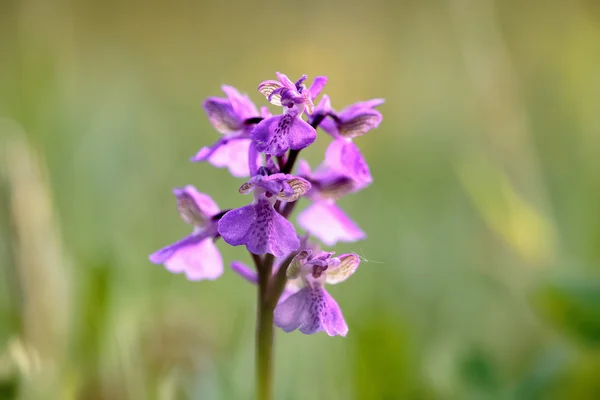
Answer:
337, 109, 382, 139
191, 138, 255, 178
308, 76, 328, 100
325, 139, 372, 187
260, 106, 272, 119
297, 159, 312, 177
312, 95, 332, 116
340, 98, 385, 114
320, 98, 384, 138
305, 162, 357, 200
248, 141, 260, 176
202, 97, 241, 134
298, 201, 365, 246
294, 74, 308, 89
274, 285, 348, 336
149, 235, 223, 281
318, 117, 340, 138
276, 72, 296, 89
251, 114, 317, 156
173, 185, 220, 225
231, 261, 258, 284
221, 85, 258, 120
218, 197, 300, 256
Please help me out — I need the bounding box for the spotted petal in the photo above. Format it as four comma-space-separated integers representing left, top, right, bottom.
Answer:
274, 285, 348, 336
218, 196, 300, 256
251, 113, 317, 156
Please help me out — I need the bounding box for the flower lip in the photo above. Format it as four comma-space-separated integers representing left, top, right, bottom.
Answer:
218, 195, 300, 256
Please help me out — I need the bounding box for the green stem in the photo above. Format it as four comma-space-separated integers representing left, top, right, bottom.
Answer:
256, 300, 275, 400
256, 253, 275, 400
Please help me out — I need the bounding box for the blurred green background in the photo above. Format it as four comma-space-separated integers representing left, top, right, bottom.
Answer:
2, 0, 600, 398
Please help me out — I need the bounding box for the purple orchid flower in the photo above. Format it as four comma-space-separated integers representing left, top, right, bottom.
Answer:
149, 185, 223, 280
191, 85, 267, 177
250, 73, 328, 156
296, 148, 368, 245
309, 95, 376, 186
274, 251, 361, 336
217, 168, 311, 256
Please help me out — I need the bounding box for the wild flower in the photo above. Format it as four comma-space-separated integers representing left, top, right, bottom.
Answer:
149, 72, 383, 400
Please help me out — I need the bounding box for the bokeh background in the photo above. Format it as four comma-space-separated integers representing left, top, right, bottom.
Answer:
2, 0, 600, 398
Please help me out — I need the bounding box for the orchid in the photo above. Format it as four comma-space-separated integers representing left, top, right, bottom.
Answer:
250, 73, 327, 156
191, 85, 265, 177
149, 185, 223, 280
217, 167, 310, 256
296, 141, 369, 245
149, 72, 383, 400
274, 251, 361, 336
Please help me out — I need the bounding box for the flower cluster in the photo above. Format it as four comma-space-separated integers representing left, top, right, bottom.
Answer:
149, 73, 383, 336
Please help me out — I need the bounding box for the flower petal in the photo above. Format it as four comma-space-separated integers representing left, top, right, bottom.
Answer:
326, 253, 360, 285
325, 139, 372, 187
191, 139, 255, 178
221, 85, 258, 120
251, 114, 317, 156
338, 109, 382, 139
276, 72, 296, 89
173, 185, 220, 226
149, 235, 223, 281
258, 80, 283, 106
341, 98, 385, 114
231, 261, 258, 284
298, 201, 365, 246
202, 97, 241, 134
308, 76, 328, 100
218, 197, 300, 256
320, 98, 384, 138
274, 285, 348, 336
297, 159, 312, 177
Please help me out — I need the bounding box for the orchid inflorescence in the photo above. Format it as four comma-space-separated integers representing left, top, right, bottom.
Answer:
149, 72, 383, 338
